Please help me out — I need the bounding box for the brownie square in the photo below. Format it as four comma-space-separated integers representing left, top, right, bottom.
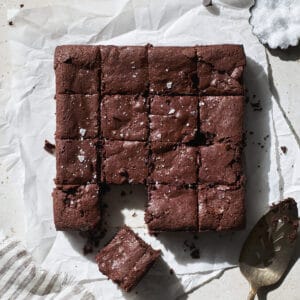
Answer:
56, 94, 99, 139
54, 45, 100, 69
101, 141, 148, 184
149, 95, 198, 143
149, 143, 198, 185
198, 184, 245, 231
54, 45, 100, 95
148, 46, 197, 95
199, 143, 242, 185
53, 184, 101, 231
196, 45, 246, 96
200, 96, 244, 144
145, 185, 198, 232
55, 64, 99, 95
96, 226, 160, 292
101, 95, 148, 141
100, 46, 148, 94
56, 139, 98, 185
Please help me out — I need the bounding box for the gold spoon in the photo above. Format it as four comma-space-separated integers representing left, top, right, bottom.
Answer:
239, 198, 299, 300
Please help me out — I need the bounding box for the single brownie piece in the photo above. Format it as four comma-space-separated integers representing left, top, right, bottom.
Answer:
100, 45, 148, 94
55, 45, 100, 95
148, 46, 197, 95
145, 184, 198, 232
198, 184, 245, 231
54, 45, 100, 68
101, 141, 148, 184
96, 226, 160, 292
196, 45, 246, 95
200, 96, 244, 144
199, 143, 242, 185
56, 139, 98, 185
149, 143, 198, 185
149, 95, 198, 143
55, 64, 99, 95
53, 184, 101, 231
56, 94, 99, 139
101, 95, 148, 141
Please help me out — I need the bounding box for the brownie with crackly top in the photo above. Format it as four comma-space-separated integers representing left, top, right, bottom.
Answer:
101, 94, 148, 141
145, 184, 198, 232
148, 46, 198, 95
149, 95, 198, 143
96, 226, 160, 292
53, 184, 101, 231
196, 45, 246, 96
101, 140, 148, 184
198, 183, 245, 231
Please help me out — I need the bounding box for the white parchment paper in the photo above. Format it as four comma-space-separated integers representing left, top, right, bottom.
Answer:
3, 0, 300, 298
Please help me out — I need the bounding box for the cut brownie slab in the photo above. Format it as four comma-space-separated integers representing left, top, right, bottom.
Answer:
149, 95, 198, 143
101, 140, 148, 184
197, 45, 246, 96
96, 226, 160, 292
148, 46, 197, 95
198, 184, 245, 231
56, 94, 99, 139
149, 143, 198, 185
100, 45, 148, 94
145, 184, 198, 232
56, 139, 98, 185
53, 184, 101, 231
101, 95, 148, 141
200, 96, 244, 144
199, 143, 242, 185
54, 45, 100, 95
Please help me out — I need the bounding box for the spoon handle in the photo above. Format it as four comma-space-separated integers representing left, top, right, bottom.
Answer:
247, 286, 257, 300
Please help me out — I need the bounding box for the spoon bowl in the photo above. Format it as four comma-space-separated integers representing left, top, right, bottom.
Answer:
239, 198, 298, 300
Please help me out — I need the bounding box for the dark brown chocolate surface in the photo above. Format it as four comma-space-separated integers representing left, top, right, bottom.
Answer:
55, 139, 98, 185
55, 64, 99, 95
197, 45, 246, 96
145, 185, 198, 232
198, 184, 245, 231
56, 94, 99, 139
53, 44, 246, 235
150, 95, 198, 143
96, 226, 160, 292
100, 45, 148, 94
101, 94, 148, 141
200, 96, 244, 144
150, 143, 198, 185
53, 184, 101, 231
54, 45, 100, 68
148, 46, 197, 95
101, 140, 148, 184
199, 143, 242, 185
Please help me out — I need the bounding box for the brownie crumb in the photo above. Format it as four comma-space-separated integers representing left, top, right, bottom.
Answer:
190, 248, 200, 259
44, 140, 56, 155
20, 4, 24, 8
183, 240, 200, 259
120, 190, 126, 197
280, 146, 287, 154
8, 21, 14, 26
250, 100, 262, 111
132, 212, 137, 217
169, 268, 174, 275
